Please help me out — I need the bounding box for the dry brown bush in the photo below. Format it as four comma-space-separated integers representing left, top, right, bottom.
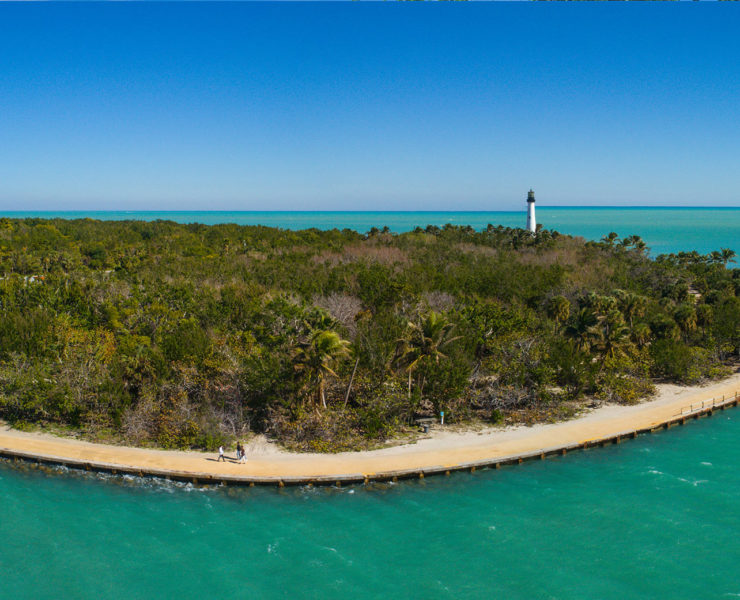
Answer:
455, 243, 498, 257
422, 291, 456, 312
313, 293, 364, 336
347, 243, 409, 265
121, 392, 158, 445
514, 245, 582, 268
312, 243, 409, 267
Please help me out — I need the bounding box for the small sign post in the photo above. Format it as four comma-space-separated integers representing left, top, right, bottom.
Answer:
440, 411, 445, 426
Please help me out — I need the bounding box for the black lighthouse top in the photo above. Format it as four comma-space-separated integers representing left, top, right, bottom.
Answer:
527, 189, 535, 203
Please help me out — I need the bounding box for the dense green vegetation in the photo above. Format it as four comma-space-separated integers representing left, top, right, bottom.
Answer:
0, 218, 738, 452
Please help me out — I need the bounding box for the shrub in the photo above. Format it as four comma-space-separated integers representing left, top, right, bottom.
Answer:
597, 374, 655, 405
650, 339, 729, 384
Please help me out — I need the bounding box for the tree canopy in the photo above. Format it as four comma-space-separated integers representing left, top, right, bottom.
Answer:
0, 217, 737, 451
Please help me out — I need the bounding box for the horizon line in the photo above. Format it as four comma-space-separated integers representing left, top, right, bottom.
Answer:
1, 205, 740, 214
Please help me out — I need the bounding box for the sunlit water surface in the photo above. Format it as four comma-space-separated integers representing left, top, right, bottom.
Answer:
2, 411, 740, 599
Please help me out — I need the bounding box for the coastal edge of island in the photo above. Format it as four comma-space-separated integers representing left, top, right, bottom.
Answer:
2, 371, 739, 487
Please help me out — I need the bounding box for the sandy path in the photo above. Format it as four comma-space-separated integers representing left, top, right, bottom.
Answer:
2, 373, 739, 481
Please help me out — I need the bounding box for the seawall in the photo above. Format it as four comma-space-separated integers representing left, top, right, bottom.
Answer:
1, 381, 738, 487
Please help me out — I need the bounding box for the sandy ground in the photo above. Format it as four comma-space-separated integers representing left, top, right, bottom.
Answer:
2, 372, 740, 479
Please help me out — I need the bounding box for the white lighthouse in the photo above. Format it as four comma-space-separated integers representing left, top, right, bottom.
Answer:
526, 189, 536, 233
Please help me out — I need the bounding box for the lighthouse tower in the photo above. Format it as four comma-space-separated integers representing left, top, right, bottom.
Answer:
526, 189, 536, 233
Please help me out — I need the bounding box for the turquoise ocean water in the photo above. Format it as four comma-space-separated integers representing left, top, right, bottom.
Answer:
2, 410, 740, 599
3, 207, 739, 256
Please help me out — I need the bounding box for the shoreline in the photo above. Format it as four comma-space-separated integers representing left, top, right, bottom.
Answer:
2, 373, 740, 486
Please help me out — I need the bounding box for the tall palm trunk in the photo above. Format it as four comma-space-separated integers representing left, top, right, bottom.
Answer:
343, 357, 360, 409
319, 377, 326, 409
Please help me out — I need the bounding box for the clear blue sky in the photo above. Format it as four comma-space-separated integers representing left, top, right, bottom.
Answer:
1, 3, 739, 211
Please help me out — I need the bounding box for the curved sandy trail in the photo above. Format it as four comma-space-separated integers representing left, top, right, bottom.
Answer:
1, 373, 739, 483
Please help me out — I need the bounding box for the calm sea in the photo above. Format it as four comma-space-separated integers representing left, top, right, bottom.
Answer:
2, 207, 738, 256
2, 410, 740, 599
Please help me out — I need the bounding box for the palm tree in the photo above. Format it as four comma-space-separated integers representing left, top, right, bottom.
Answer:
617, 236, 633, 250
631, 322, 652, 348
720, 248, 737, 266
293, 329, 351, 409
707, 249, 736, 266
394, 311, 460, 399
674, 303, 697, 339
565, 308, 599, 352
546, 296, 571, 328
618, 235, 648, 254
651, 314, 681, 342
633, 238, 648, 254
696, 303, 713, 335
601, 232, 619, 247
589, 309, 633, 368
614, 290, 647, 327
510, 230, 526, 250
304, 308, 337, 332
584, 292, 618, 314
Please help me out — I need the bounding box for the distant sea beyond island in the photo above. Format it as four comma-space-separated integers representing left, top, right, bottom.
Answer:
2, 207, 738, 257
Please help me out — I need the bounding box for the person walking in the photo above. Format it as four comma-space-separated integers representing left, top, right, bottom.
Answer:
239, 442, 248, 463
217, 445, 225, 462
236, 442, 242, 462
